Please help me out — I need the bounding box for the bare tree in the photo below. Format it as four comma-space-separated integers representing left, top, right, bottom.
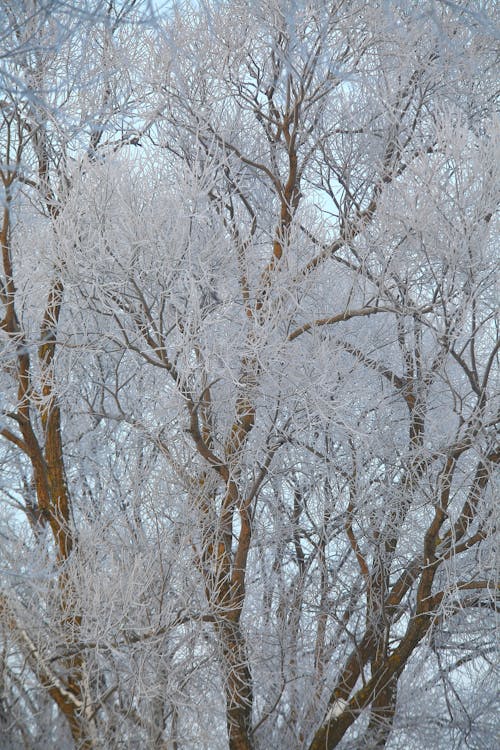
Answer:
1, 1, 498, 749
0, 2, 164, 747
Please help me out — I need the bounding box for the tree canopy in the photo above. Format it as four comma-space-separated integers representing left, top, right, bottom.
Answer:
0, 2, 498, 748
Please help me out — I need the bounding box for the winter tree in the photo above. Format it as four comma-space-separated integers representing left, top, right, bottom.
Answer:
0, 1, 498, 749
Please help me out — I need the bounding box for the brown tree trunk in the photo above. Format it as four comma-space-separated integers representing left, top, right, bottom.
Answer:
217, 619, 254, 750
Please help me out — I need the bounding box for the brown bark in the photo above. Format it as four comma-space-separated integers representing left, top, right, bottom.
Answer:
307, 445, 497, 750
0, 170, 89, 746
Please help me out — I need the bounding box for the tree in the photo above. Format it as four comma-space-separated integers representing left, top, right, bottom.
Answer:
1, 1, 498, 749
